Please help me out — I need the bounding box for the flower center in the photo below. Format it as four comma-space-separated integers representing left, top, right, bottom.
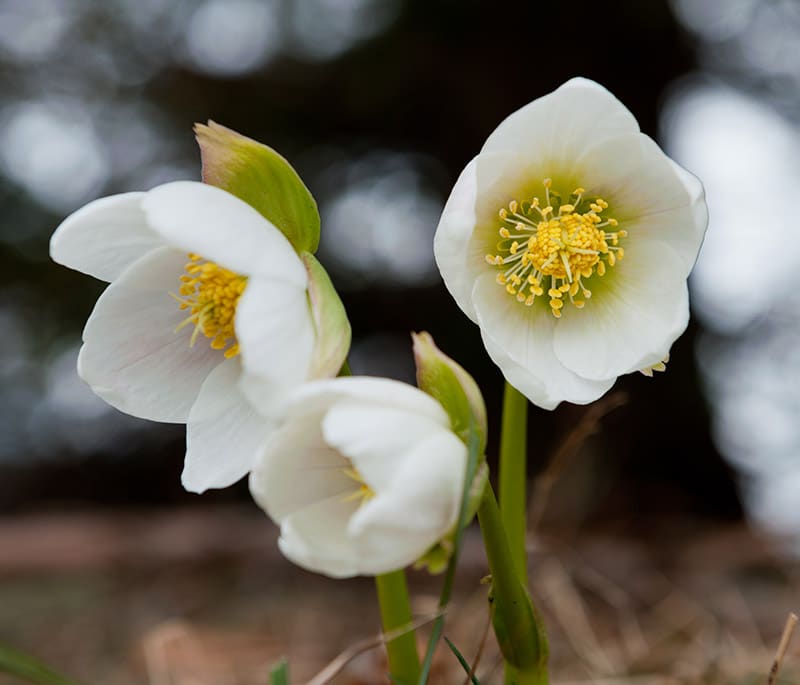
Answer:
342, 466, 375, 503
172, 253, 247, 358
484, 179, 626, 318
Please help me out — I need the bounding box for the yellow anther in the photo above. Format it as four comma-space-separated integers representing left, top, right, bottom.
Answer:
618, 229, 627, 238
543, 178, 552, 188
608, 218, 618, 226
541, 206, 553, 216
573, 300, 585, 308
485, 254, 497, 264
559, 204, 575, 214
173, 254, 246, 357
548, 288, 562, 298
509, 200, 518, 213
550, 298, 563, 309
596, 261, 606, 276
510, 241, 519, 254
506, 284, 517, 295
496, 274, 507, 285
616, 247, 625, 260
572, 187, 585, 195
499, 208, 508, 219
499, 227, 511, 238
525, 295, 535, 306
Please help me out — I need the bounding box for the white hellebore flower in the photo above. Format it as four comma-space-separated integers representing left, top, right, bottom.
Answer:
51, 181, 333, 493
249, 377, 467, 578
434, 77, 708, 409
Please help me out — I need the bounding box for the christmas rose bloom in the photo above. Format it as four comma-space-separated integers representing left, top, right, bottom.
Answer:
434, 77, 708, 409
249, 377, 467, 578
51, 181, 349, 492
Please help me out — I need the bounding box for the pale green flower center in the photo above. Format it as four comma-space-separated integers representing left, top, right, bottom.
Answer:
171, 253, 247, 358
485, 179, 626, 318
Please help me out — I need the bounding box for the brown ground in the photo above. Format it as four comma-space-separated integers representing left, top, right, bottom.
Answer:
0, 507, 798, 685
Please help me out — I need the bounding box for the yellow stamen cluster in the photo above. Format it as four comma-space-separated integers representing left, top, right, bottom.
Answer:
172, 253, 247, 358
484, 179, 626, 318
342, 466, 375, 503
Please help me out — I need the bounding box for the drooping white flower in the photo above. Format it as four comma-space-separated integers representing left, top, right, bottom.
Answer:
434, 77, 708, 409
248, 377, 467, 578
51, 180, 349, 493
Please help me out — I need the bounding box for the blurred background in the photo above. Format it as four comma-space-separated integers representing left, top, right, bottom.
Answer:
0, 0, 799, 683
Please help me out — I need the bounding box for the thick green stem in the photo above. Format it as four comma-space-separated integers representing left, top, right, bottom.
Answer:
478, 484, 548, 685
375, 571, 421, 685
499, 381, 528, 581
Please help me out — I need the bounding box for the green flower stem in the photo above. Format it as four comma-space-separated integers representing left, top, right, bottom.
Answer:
375, 570, 421, 685
499, 381, 529, 581
477, 484, 548, 685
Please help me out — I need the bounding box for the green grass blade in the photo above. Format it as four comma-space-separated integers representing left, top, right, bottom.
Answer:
268, 658, 289, 685
417, 420, 482, 684
0, 642, 85, 685
443, 636, 481, 685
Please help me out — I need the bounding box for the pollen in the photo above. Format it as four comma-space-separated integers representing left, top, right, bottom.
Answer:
172, 253, 247, 358
484, 180, 625, 318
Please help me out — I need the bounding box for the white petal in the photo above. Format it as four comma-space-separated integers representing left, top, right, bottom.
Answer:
435, 152, 533, 322
321, 402, 448, 492
482, 78, 639, 167
142, 181, 307, 287
348, 431, 466, 575
78, 246, 224, 422
553, 241, 690, 380
235, 277, 315, 413
248, 412, 352, 522
183, 359, 274, 493
277, 496, 362, 579
50, 193, 162, 282
576, 133, 708, 275
434, 156, 482, 321
279, 377, 451, 428
482, 335, 614, 409
472, 272, 614, 408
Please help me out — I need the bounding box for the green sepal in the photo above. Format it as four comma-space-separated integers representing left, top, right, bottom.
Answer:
302, 252, 351, 379
195, 121, 320, 254
412, 331, 488, 454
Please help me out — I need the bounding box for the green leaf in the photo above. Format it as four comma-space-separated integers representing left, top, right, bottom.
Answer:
443, 637, 481, 685
412, 332, 487, 454
0, 642, 85, 685
302, 253, 351, 379
195, 121, 320, 254
268, 658, 289, 685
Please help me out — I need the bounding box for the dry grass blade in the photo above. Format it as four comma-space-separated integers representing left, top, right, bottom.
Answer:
767, 612, 798, 685
306, 611, 443, 685
461, 610, 492, 685
528, 392, 627, 532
